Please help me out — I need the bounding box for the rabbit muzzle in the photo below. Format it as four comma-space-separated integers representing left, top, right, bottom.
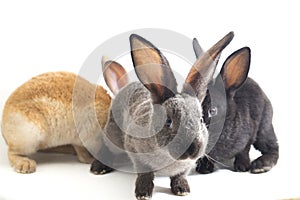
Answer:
168, 136, 205, 161
178, 138, 203, 160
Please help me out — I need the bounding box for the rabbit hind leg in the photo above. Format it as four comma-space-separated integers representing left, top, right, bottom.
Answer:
6, 128, 41, 173
2, 112, 46, 173
8, 150, 37, 173
73, 145, 94, 164
251, 123, 279, 173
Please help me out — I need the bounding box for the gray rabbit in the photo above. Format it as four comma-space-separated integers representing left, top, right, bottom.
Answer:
90, 32, 234, 199
193, 39, 279, 174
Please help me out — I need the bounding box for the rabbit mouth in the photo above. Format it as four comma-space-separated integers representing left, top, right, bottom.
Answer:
175, 138, 205, 160
180, 141, 202, 159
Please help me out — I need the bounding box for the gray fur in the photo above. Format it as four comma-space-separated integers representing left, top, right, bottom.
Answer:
91, 33, 233, 199
94, 80, 207, 199
103, 82, 207, 175
193, 38, 204, 58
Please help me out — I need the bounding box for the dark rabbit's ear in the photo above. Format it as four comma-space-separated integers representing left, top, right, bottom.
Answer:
130, 34, 177, 104
220, 47, 251, 96
102, 56, 129, 95
183, 32, 234, 102
193, 38, 204, 58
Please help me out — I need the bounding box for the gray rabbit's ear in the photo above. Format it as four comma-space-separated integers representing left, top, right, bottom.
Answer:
220, 47, 251, 96
183, 32, 234, 102
102, 56, 129, 95
193, 38, 204, 58
130, 34, 177, 104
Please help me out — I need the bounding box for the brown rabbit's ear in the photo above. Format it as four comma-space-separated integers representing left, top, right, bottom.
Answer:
130, 34, 177, 104
102, 56, 129, 95
220, 47, 251, 96
193, 38, 204, 58
183, 32, 234, 102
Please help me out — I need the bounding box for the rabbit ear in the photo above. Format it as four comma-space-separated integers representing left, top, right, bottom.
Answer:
220, 47, 251, 96
102, 56, 129, 95
183, 32, 234, 102
130, 34, 177, 104
193, 38, 204, 58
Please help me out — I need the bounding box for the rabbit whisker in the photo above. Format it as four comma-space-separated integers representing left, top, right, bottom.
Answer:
204, 154, 230, 168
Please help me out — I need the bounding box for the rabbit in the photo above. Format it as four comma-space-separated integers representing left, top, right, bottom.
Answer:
192, 39, 279, 174
90, 32, 234, 199
1, 71, 111, 173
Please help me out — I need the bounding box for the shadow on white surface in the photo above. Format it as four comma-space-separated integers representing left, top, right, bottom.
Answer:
0, 128, 300, 200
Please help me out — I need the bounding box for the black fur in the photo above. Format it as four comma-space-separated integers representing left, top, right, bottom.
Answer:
135, 172, 155, 200
196, 47, 279, 174
90, 143, 115, 174
170, 172, 190, 195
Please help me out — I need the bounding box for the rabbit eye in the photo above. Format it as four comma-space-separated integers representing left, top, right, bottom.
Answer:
208, 107, 218, 118
165, 117, 173, 128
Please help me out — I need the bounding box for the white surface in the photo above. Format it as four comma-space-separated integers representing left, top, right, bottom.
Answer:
1, 1, 300, 199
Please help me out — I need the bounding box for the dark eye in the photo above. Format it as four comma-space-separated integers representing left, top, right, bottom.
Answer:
208, 107, 218, 118
165, 117, 173, 128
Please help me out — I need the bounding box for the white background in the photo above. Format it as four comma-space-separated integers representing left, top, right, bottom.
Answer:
1, 0, 300, 199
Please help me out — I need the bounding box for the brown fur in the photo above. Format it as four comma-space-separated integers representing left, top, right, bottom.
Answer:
1, 71, 111, 173
130, 34, 177, 104
184, 32, 234, 102
39, 145, 76, 154
103, 60, 129, 95
221, 48, 250, 91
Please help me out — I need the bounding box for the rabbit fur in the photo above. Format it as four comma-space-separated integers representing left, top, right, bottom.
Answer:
192, 39, 279, 174
1, 71, 111, 173
91, 32, 234, 199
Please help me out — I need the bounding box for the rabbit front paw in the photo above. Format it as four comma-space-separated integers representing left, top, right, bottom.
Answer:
195, 156, 214, 174
90, 159, 114, 175
170, 179, 190, 196
170, 174, 190, 196
234, 157, 250, 172
136, 195, 152, 200
135, 173, 154, 200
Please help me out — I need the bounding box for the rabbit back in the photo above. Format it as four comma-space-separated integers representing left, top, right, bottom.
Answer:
2, 71, 111, 154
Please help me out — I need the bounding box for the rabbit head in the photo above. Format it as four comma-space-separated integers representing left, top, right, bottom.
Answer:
200, 46, 250, 126
91, 32, 235, 199
127, 32, 234, 162
193, 38, 251, 153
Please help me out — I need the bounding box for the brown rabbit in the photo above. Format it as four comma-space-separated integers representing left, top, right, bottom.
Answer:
1, 71, 111, 173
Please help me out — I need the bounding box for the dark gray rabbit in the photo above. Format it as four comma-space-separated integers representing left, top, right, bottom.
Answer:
193, 39, 279, 174
90, 32, 234, 199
